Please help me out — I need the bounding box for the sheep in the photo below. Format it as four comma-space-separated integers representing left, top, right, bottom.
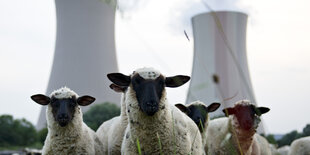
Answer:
31, 87, 104, 155
273, 145, 290, 155
96, 83, 128, 155
277, 145, 290, 155
289, 136, 310, 155
269, 144, 279, 155
175, 101, 221, 150
255, 134, 272, 155
205, 100, 270, 155
107, 67, 204, 155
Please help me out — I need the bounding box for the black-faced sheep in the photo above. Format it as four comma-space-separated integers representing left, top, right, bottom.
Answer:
96, 84, 128, 155
107, 67, 204, 155
31, 87, 104, 155
205, 100, 270, 155
175, 101, 220, 150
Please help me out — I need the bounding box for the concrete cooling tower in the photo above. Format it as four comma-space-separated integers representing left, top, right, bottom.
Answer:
36, 0, 120, 130
186, 11, 265, 132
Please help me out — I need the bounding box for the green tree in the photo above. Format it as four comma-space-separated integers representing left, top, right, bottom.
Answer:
277, 130, 302, 147
83, 102, 120, 131
0, 115, 37, 147
263, 134, 277, 145
14, 118, 37, 146
0, 115, 14, 146
37, 128, 48, 145
302, 124, 310, 137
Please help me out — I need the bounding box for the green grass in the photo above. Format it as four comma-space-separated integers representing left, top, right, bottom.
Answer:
0, 142, 43, 151
199, 119, 205, 132
156, 132, 163, 155
0, 146, 23, 151
199, 119, 206, 141
136, 138, 142, 155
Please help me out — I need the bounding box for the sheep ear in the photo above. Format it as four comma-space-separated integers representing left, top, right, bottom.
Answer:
165, 75, 190, 88
109, 83, 127, 93
255, 107, 270, 116
175, 104, 190, 115
31, 94, 50, 105
77, 95, 96, 106
222, 107, 235, 117
107, 73, 131, 87
207, 102, 221, 112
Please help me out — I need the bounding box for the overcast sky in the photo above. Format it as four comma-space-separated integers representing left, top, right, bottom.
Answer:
0, 0, 309, 134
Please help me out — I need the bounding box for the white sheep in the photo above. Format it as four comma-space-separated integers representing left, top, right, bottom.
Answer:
289, 136, 310, 155
175, 101, 221, 150
277, 145, 290, 155
205, 100, 270, 155
255, 134, 272, 155
31, 87, 104, 155
269, 144, 278, 155
108, 67, 204, 155
96, 84, 128, 155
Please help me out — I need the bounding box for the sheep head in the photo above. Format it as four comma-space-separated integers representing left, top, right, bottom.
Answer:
107, 67, 190, 116
31, 87, 95, 127
222, 100, 269, 130
176, 101, 220, 132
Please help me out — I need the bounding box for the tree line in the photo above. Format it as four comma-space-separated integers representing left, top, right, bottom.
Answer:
263, 123, 310, 147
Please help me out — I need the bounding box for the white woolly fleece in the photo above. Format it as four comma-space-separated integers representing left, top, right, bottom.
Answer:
255, 134, 272, 155
50, 87, 78, 99
132, 67, 161, 80
289, 136, 310, 155
235, 99, 251, 106
277, 145, 290, 155
96, 92, 128, 155
188, 100, 205, 106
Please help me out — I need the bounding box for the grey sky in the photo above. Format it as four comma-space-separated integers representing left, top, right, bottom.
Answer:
0, 0, 309, 134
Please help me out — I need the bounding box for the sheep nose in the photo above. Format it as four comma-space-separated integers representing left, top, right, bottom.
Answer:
146, 101, 157, 107
58, 114, 68, 119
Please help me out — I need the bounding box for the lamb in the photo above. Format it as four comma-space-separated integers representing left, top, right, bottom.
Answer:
30, 87, 104, 155
107, 67, 204, 155
96, 84, 128, 155
205, 100, 270, 155
175, 101, 221, 149
288, 136, 310, 155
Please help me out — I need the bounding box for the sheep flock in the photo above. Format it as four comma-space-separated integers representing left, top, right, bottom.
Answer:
30, 67, 309, 155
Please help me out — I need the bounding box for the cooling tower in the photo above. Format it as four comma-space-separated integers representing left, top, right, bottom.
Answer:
36, 0, 120, 130
186, 11, 264, 132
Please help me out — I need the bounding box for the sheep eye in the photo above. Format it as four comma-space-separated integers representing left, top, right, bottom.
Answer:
134, 79, 141, 85
51, 97, 57, 103
69, 102, 76, 106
